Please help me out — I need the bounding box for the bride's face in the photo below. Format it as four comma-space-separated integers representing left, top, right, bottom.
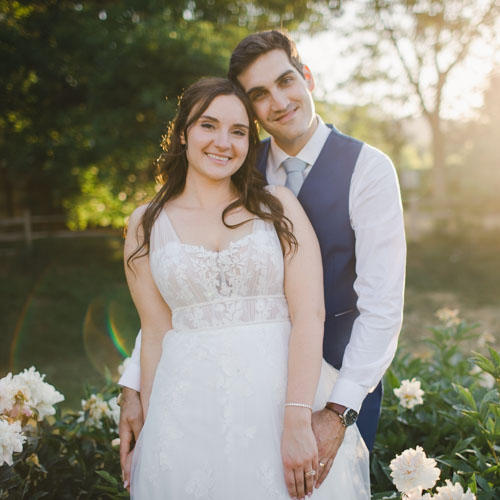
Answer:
183, 94, 250, 183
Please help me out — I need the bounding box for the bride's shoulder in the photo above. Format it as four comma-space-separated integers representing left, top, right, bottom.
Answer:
128, 203, 151, 226
125, 203, 152, 244
266, 185, 301, 210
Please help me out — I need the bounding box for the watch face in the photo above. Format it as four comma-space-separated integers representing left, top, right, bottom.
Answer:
343, 409, 358, 426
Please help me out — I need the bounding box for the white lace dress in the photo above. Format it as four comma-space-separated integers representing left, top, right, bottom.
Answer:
130, 206, 370, 499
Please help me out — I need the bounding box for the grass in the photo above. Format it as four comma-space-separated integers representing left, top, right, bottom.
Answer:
0, 236, 139, 409
402, 227, 500, 351
1, 227, 498, 409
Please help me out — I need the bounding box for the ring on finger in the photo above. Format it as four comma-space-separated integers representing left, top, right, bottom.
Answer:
319, 461, 325, 467
305, 470, 316, 477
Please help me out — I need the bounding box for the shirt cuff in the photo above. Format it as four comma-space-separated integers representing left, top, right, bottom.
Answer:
118, 363, 141, 392
327, 377, 368, 413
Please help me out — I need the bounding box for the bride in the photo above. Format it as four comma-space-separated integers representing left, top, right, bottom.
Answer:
124, 77, 369, 499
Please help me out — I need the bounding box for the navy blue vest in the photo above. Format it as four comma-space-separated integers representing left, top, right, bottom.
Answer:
256, 126, 362, 370
257, 126, 384, 450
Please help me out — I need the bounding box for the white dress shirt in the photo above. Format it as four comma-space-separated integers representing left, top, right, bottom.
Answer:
120, 116, 406, 413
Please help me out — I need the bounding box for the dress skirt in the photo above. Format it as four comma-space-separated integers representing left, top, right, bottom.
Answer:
130, 321, 370, 499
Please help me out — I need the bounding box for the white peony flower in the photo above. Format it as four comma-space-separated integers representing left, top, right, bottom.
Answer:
469, 365, 495, 390
107, 396, 120, 428
406, 491, 433, 500
390, 446, 440, 495
0, 373, 33, 417
0, 373, 20, 414
0, 368, 64, 420
0, 419, 26, 466
117, 357, 131, 376
111, 437, 121, 448
435, 308, 461, 327
78, 394, 110, 428
433, 480, 476, 500
14, 367, 65, 420
394, 378, 425, 409
477, 331, 495, 348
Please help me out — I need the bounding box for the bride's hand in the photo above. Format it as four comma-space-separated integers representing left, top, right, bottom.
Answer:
281, 408, 318, 499
123, 448, 134, 491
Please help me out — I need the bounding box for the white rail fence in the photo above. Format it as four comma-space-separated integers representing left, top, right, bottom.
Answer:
0, 211, 120, 247
1, 205, 498, 248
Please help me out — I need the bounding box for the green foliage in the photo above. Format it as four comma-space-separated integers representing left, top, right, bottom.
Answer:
0, 0, 340, 220
1, 316, 497, 498
0, 1, 235, 219
372, 320, 499, 499
0, 384, 125, 499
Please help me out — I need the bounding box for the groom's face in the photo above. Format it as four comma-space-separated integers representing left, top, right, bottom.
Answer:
237, 49, 316, 155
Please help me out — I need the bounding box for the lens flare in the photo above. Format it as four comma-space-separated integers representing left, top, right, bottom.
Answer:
83, 295, 124, 378
83, 286, 138, 377
9, 264, 53, 372
7, 261, 138, 383
107, 297, 132, 358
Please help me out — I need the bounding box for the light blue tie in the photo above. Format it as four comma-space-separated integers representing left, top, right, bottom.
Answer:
282, 157, 307, 196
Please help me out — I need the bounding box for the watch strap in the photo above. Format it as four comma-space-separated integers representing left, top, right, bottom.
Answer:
325, 403, 358, 427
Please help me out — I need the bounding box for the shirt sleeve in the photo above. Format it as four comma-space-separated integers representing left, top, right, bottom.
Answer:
118, 329, 142, 391
328, 144, 406, 412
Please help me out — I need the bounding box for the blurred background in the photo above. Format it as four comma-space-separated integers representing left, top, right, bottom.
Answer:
1, 0, 499, 408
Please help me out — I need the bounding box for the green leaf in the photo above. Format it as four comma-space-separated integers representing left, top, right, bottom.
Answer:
485, 417, 495, 434
482, 464, 499, 475
452, 436, 476, 453
96, 470, 118, 487
95, 485, 120, 493
476, 475, 492, 491
30, 492, 49, 500
385, 368, 400, 390
467, 473, 478, 494
453, 384, 478, 411
487, 346, 500, 366
435, 457, 473, 472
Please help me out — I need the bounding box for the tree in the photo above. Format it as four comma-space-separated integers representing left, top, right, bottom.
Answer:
0, 1, 234, 219
448, 68, 500, 213
0, 0, 342, 222
339, 0, 500, 204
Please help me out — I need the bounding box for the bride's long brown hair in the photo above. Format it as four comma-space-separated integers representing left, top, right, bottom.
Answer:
127, 77, 297, 268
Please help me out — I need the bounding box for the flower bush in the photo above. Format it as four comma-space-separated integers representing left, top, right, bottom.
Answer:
0, 365, 127, 499
372, 313, 499, 500
0, 316, 498, 499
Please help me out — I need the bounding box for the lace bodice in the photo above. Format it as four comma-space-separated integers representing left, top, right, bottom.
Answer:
149, 208, 289, 332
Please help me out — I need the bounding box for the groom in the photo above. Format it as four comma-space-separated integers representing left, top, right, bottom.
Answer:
119, 30, 406, 488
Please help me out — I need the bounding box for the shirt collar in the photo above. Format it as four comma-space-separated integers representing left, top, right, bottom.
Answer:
269, 115, 331, 172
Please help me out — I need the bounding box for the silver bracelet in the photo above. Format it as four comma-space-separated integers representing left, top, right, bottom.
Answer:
285, 402, 313, 411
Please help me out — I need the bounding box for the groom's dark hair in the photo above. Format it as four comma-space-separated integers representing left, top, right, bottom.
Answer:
228, 30, 304, 82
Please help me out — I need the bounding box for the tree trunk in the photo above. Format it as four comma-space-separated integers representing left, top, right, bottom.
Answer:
429, 113, 447, 209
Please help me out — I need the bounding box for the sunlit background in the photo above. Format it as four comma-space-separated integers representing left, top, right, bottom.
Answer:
1, 0, 499, 408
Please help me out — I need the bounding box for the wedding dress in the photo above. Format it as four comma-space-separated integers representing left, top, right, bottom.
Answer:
130, 201, 370, 499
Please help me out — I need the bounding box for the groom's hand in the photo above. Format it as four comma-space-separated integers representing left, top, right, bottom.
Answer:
119, 387, 143, 489
311, 408, 346, 488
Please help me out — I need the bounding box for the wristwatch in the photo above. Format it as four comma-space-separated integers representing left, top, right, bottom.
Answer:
325, 403, 358, 427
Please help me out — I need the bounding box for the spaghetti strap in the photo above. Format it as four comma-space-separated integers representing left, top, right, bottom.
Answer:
150, 209, 179, 253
